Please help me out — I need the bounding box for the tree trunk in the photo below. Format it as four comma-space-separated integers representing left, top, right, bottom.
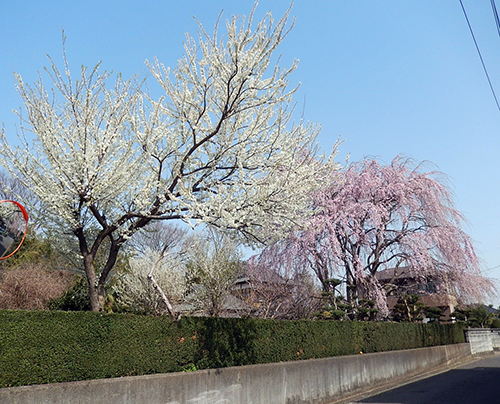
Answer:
147, 272, 176, 318
346, 271, 357, 305
87, 283, 106, 312
147, 255, 176, 318
83, 254, 105, 312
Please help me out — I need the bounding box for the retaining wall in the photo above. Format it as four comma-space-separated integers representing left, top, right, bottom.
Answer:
0, 343, 472, 404
466, 328, 500, 354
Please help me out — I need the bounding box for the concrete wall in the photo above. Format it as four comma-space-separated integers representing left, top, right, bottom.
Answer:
0, 343, 471, 404
466, 329, 500, 354
492, 330, 500, 349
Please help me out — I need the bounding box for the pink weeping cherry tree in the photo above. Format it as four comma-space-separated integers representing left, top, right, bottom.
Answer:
252, 155, 495, 317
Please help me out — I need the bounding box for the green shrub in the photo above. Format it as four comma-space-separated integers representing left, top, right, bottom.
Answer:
0, 311, 465, 388
491, 318, 500, 329
48, 277, 91, 311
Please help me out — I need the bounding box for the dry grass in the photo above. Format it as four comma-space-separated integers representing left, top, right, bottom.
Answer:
0, 263, 74, 310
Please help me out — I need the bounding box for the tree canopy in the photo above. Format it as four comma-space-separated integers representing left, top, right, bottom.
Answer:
252, 156, 495, 317
0, 5, 340, 311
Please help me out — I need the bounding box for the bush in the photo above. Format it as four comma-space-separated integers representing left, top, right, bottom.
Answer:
0, 265, 73, 310
490, 318, 500, 328
48, 277, 91, 311
0, 310, 466, 388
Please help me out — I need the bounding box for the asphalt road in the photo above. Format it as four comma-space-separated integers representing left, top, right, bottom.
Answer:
346, 353, 500, 404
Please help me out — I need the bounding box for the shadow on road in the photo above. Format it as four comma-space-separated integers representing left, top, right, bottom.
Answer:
357, 366, 500, 404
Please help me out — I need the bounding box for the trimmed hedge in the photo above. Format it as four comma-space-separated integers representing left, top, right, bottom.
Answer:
0, 310, 465, 388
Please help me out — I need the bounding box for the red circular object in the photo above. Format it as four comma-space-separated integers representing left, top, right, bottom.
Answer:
0, 200, 29, 260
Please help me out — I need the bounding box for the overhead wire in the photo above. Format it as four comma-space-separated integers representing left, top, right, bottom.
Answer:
459, 0, 500, 113
491, 0, 500, 40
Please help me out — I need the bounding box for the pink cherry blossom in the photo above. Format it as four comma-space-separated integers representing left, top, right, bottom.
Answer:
253, 156, 495, 318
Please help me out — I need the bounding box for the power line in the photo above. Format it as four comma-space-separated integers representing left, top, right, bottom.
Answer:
491, 0, 500, 41
459, 0, 500, 113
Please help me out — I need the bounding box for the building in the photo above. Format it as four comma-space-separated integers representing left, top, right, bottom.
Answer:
375, 267, 458, 321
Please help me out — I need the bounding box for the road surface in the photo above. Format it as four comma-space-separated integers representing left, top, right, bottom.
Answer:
345, 353, 500, 404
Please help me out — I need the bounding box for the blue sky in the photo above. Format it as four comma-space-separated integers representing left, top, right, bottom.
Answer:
1, 1, 499, 303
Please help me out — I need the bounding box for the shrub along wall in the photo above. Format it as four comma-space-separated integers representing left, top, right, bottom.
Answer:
0, 310, 465, 388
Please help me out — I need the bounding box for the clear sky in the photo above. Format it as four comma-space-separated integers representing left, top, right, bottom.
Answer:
1, 1, 499, 303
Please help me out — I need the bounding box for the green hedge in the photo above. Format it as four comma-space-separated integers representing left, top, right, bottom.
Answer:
0, 310, 465, 388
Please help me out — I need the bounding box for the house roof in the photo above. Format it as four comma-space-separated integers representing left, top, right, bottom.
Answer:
375, 267, 413, 281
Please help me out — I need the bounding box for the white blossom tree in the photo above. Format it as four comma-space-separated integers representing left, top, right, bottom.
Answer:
184, 228, 242, 317
114, 248, 188, 316
0, 5, 340, 311
115, 222, 191, 316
